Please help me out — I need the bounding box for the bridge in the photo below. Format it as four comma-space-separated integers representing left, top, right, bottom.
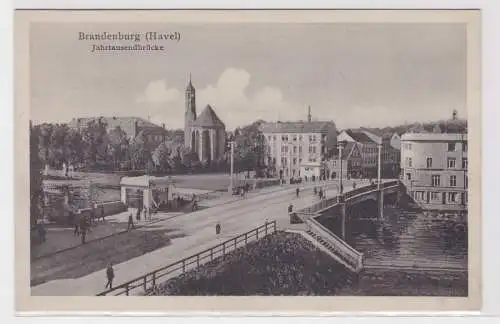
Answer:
292, 180, 402, 273
32, 179, 402, 296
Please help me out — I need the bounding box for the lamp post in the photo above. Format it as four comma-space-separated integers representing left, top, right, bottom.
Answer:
229, 140, 235, 194
337, 141, 346, 194
377, 143, 382, 189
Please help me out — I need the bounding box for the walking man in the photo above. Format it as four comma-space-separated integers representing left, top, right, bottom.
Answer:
105, 262, 115, 289
296, 187, 300, 198
215, 222, 221, 235
127, 212, 135, 230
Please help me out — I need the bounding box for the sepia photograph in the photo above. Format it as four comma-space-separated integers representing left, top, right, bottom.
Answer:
14, 9, 481, 313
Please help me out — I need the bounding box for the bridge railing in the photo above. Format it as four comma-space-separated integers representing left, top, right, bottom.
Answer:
306, 217, 364, 272
96, 220, 277, 296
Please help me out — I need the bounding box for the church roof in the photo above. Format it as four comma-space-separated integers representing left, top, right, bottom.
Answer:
192, 105, 225, 128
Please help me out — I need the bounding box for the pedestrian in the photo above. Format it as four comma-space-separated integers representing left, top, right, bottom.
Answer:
296, 187, 300, 198
313, 187, 317, 196
127, 212, 135, 230
216, 222, 221, 235
136, 208, 141, 222
105, 262, 115, 289
90, 205, 96, 226
288, 203, 293, 214
100, 205, 105, 222
73, 221, 79, 236
319, 188, 323, 200
353, 182, 357, 189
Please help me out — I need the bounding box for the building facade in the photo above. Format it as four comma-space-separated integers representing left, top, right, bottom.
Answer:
260, 108, 337, 179
183, 75, 226, 163
326, 142, 362, 180
337, 130, 379, 178
400, 133, 468, 211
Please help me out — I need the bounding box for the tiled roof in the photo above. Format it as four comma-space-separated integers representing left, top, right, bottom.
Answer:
260, 121, 336, 134
344, 130, 378, 144
192, 105, 225, 128
333, 142, 358, 160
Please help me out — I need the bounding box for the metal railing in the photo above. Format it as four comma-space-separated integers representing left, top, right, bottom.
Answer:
96, 220, 277, 296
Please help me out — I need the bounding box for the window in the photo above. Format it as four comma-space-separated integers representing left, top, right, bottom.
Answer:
448, 192, 457, 203
268, 136, 271, 141
431, 192, 439, 200
426, 157, 433, 168
463, 142, 468, 152
405, 157, 412, 168
293, 158, 297, 165
312, 147, 316, 154
462, 157, 468, 169
312, 135, 317, 142
450, 175, 457, 187
273, 135, 276, 141
309, 135, 313, 142
293, 146, 297, 154
285, 146, 289, 153
431, 175, 441, 187
299, 158, 302, 164
299, 146, 302, 153
404, 143, 412, 150
465, 176, 468, 189
293, 135, 297, 141
406, 173, 411, 180
299, 135, 302, 141
447, 158, 456, 168
448, 143, 456, 152
333, 161, 337, 167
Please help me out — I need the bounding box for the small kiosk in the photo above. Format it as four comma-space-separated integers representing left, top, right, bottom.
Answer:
120, 175, 175, 213
120, 175, 216, 215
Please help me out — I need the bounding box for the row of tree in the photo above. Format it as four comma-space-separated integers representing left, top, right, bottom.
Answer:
30, 118, 271, 176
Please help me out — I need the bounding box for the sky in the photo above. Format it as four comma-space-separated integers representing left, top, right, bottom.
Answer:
30, 22, 467, 131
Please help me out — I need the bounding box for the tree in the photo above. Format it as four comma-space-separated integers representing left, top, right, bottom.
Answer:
129, 132, 150, 171
81, 118, 109, 168
152, 142, 173, 172
108, 126, 129, 168
30, 123, 43, 227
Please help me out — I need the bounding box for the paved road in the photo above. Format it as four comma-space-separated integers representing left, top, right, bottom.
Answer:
31, 179, 375, 296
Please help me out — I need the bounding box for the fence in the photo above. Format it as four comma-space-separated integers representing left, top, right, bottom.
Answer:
96, 220, 278, 296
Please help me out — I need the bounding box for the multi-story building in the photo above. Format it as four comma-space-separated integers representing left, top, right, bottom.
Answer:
325, 142, 362, 180
260, 107, 337, 180
338, 129, 402, 179
337, 129, 379, 178
400, 133, 468, 211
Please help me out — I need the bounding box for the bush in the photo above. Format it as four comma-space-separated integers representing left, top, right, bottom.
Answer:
148, 232, 354, 296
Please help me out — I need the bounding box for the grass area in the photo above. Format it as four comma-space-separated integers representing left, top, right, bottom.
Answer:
149, 232, 354, 296
30, 227, 185, 286
148, 231, 468, 297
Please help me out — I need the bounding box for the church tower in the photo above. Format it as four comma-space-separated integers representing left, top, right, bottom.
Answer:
184, 73, 197, 148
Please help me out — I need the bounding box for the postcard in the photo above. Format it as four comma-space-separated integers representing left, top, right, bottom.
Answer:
15, 9, 481, 314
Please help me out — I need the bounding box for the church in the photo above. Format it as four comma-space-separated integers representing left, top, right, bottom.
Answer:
184, 75, 226, 163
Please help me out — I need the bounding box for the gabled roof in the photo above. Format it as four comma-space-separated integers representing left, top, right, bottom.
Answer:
343, 129, 378, 144
192, 105, 225, 128
334, 142, 359, 160
260, 121, 336, 134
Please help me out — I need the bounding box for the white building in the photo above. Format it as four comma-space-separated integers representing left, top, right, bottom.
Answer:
400, 133, 468, 211
259, 107, 337, 180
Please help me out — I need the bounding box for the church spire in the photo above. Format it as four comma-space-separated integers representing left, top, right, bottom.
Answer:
307, 105, 312, 122
186, 72, 195, 92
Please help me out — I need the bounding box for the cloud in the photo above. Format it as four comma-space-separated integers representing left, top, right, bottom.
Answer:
136, 80, 180, 104
136, 68, 307, 130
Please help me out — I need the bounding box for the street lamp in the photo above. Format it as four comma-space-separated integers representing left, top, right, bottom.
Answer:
229, 139, 235, 194
337, 141, 347, 194
377, 143, 382, 189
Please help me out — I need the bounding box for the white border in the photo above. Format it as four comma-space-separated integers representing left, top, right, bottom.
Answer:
3, 0, 500, 321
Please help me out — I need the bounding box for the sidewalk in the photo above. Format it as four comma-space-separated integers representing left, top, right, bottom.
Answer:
32, 210, 184, 259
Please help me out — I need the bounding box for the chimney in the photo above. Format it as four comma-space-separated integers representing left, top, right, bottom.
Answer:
307, 105, 312, 123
